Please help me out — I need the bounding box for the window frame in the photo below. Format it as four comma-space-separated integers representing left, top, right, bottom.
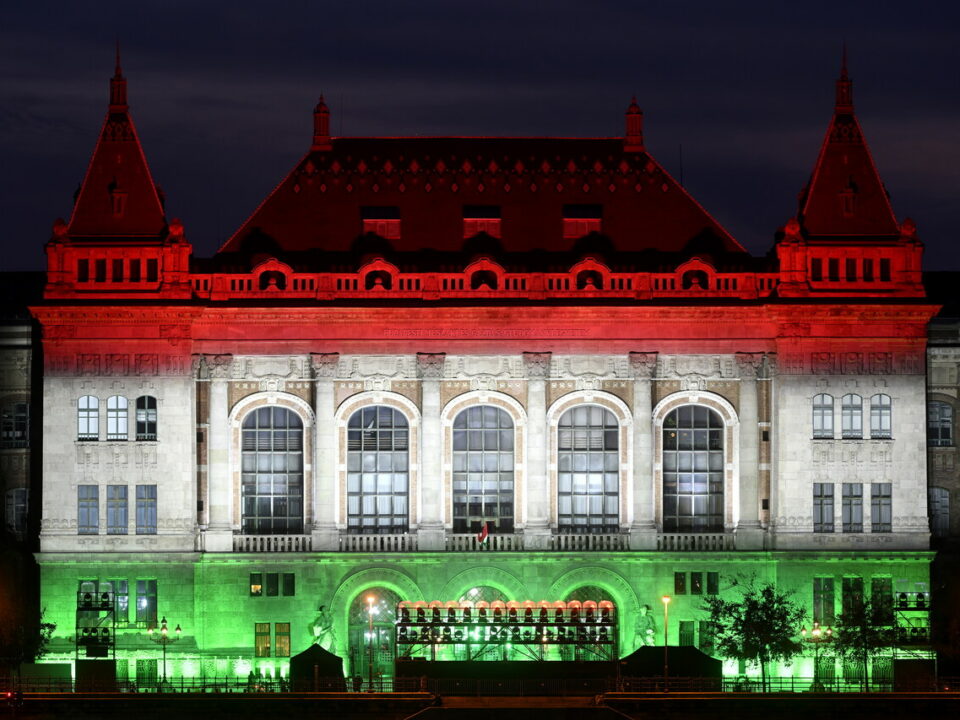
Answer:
661, 405, 724, 533
135, 396, 158, 441
928, 401, 953, 447
451, 405, 515, 534
106, 485, 128, 535
841, 394, 863, 440
842, 483, 863, 533
869, 394, 892, 439
0, 401, 29, 449
870, 483, 892, 533
136, 579, 157, 626
78, 485, 99, 535
812, 394, 834, 439
78, 396, 99, 441
556, 405, 620, 534
346, 406, 410, 535
240, 406, 305, 535
106, 395, 129, 441
813, 483, 834, 533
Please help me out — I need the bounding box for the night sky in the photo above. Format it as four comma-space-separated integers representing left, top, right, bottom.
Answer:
2, 1, 959, 271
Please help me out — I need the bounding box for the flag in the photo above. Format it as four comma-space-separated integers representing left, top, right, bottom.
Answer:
476, 522, 489, 545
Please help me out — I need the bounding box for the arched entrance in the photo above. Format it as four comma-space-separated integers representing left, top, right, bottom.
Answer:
348, 587, 401, 686
562, 585, 615, 661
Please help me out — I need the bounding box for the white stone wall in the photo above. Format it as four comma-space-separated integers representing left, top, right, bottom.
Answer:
40, 374, 196, 552
771, 373, 929, 549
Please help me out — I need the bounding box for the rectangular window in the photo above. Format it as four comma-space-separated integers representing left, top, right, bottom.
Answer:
136, 485, 157, 534
135, 396, 157, 441
5, 488, 28, 534
674, 572, 686, 595
361, 206, 401, 239
842, 576, 864, 617
136, 579, 157, 626
813, 577, 835, 625
78, 485, 99, 534
698, 621, 715, 655
282, 573, 295, 597
463, 205, 501, 238
813, 483, 834, 533
146, 258, 158, 283
250, 573, 263, 597
842, 483, 863, 532
880, 258, 891, 281
112, 259, 124, 282
255, 623, 271, 657
106, 485, 128, 535
679, 620, 695, 646
95, 258, 107, 282
266, 573, 279, 597
828, 258, 840, 281
109, 579, 129, 624
871, 577, 894, 625
810, 258, 823, 281
863, 259, 874, 282
706, 572, 719, 596
0, 402, 30, 448
871, 483, 892, 533
129, 259, 141, 283
845, 258, 857, 281
275, 622, 291, 657
77, 259, 89, 282
562, 204, 603, 239
690, 572, 703, 595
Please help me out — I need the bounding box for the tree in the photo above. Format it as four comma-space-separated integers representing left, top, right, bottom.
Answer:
830, 598, 897, 691
0, 608, 55, 687
702, 577, 805, 691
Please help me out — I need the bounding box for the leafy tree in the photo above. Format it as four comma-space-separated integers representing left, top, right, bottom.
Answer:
830, 598, 897, 691
0, 608, 55, 686
702, 577, 805, 691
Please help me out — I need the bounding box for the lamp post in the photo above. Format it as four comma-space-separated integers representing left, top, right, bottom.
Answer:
661, 595, 671, 692
801, 621, 833, 690
147, 617, 181, 685
366, 595, 376, 692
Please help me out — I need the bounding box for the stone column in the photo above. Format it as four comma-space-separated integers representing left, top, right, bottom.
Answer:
204, 354, 234, 552
311, 353, 340, 550
735, 352, 764, 550
417, 353, 446, 551
522, 352, 552, 549
628, 352, 658, 550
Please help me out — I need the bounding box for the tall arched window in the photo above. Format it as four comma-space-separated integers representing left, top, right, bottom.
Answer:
557, 405, 619, 533
813, 394, 834, 439
452, 406, 514, 534
841, 394, 863, 439
662, 405, 723, 532
347, 406, 409, 534
241, 407, 304, 534
78, 395, 99, 441
928, 401, 953, 446
869, 394, 892, 439
106, 396, 128, 441
136, 396, 157, 441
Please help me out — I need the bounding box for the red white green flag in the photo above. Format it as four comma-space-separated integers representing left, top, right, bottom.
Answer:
476, 522, 489, 545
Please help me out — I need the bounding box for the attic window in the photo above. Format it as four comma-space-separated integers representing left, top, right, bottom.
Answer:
463, 205, 501, 239
111, 190, 127, 218
361, 206, 401, 240
562, 204, 602, 239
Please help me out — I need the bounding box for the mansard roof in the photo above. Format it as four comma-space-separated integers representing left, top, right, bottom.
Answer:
797, 56, 900, 239
66, 54, 167, 239
218, 135, 746, 259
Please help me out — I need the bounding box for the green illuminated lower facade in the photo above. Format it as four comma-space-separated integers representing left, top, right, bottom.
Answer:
37, 550, 933, 684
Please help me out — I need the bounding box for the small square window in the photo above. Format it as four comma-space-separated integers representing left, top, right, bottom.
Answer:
250, 573, 263, 597
266, 573, 279, 597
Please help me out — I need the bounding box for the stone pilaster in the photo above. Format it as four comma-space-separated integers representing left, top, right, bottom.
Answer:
417, 353, 446, 550
204, 354, 234, 552
735, 352, 764, 550
311, 353, 340, 550
628, 352, 658, 549
522, 352, 552, 549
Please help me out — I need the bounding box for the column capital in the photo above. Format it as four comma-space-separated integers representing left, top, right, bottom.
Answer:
310, 352, 341, 379
522, 352, 552, 379
416, 352, 446, 379
628, 352, 658, 379
205, 354, 235, 379
735, 352, 765, 379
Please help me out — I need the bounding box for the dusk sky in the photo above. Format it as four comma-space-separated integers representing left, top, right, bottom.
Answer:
2, 1, 958, 271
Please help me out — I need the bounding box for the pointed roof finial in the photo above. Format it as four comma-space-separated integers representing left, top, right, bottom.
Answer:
835, 43, 853, 111
312, 94, 332, 151
624, 96, 643, 152
110, 41, 128, 112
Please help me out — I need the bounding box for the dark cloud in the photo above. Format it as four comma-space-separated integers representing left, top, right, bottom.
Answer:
2, 1, 959, 269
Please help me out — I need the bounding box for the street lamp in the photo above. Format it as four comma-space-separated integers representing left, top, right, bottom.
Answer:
147, 617, 181, 685
801, 621, 833, 690
366, 595, 376, 692
661, 595, 671, 692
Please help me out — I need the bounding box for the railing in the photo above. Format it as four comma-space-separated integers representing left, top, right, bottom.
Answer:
445, 534, 523, 552
339, 534, 419, 552
656, 533, 734, 551
548, 533, 628, 551
232, 535, 313, 552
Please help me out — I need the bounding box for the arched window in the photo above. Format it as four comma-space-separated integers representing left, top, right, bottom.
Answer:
662, 405, 723, 532
557, 405, 619, 533
349, 588, 401, 683
106, 396, 128, 441
452, 406, 514, 534
136, 396, 157, 441
841, 394, 863, 439
241, 407, 304, 534
78, 396, 99, 441
347, 406, 409, 534
928, 401, 953, 447
813, 394, 834, 439
869, 394, 892, 439
929, 487, 950, 538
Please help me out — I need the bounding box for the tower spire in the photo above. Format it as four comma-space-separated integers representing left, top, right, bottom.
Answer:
624, 96, 643, 152
835, 44, 853, 112
312, 94, 332, 151
110, 41, 128, 112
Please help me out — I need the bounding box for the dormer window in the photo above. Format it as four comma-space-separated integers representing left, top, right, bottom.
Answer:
463, 205, 501, 238
361, 206, 401, 240
562, 204, 602, 239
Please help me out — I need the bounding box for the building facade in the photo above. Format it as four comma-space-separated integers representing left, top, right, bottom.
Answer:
30, 58, 937, 684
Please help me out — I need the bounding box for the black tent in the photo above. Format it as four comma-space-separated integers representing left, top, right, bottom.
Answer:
619, 646, 722, 680
289, 644, 346, 691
